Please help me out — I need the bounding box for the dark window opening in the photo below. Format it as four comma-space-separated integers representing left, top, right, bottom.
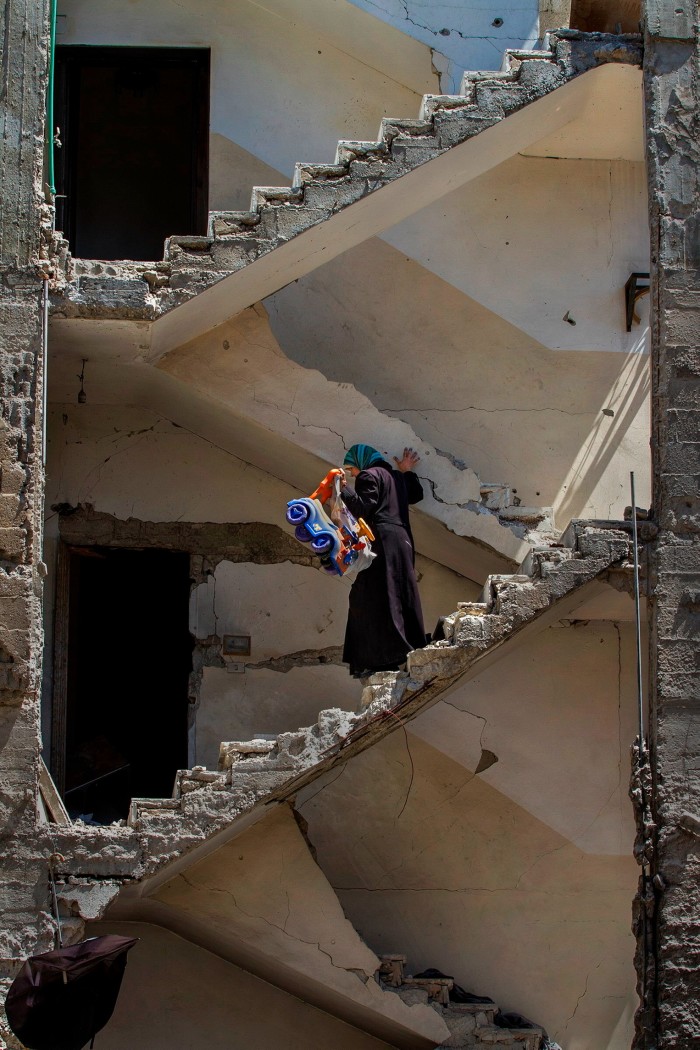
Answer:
54, 46, 210, 261
569, 0, 641, 33
59, 547, 192, 824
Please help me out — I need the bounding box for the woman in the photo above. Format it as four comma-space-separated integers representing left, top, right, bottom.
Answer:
340, 443, 426, 678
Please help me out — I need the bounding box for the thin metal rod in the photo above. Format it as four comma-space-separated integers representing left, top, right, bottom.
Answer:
42, 279, 49, 468
630, 471, 645, 754
48, 859, 63, 948
47, 0, 58, 197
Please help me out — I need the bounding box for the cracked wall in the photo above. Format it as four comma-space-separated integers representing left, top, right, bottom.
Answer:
345, 0, 541, 88
78, 923, 399, 1050
154, 302, 530, 569
302, 740, 637, 1050
56, 0, 432, 200
640, 0, 700, 1045
91, 805, 448, 1048
267, 160, 651, 519
297, 614, 640, 1049
45, 404, 475, 769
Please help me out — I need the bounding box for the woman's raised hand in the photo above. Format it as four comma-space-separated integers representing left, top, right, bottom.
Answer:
393, 447, 420, 472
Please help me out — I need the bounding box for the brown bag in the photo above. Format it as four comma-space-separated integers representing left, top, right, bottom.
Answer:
5, 934, 138, 1050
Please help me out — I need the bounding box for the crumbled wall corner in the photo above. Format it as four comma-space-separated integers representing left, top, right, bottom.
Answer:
0, 0, 52, 971
641, 1, 700, 1045
58, 507, 312, 566
629, 741, 657, 1046
0, 982, 25, 1050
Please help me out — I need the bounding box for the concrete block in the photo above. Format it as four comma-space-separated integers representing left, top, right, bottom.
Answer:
646, 0, 696, 39
0, 526, 26, 561
274, 205, 332, 242
441, 1011, 478, 1045
434, 110, 501, 148
664, 409, 700, 444
301, 178, 369, 210
662, 308, 700, 347
0, 493, 20, 527
0, 461, 26, 496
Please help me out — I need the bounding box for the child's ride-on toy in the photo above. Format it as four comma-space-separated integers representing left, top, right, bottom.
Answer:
286, 468, 375, 576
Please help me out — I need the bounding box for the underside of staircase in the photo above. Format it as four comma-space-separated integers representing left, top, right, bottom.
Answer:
46, 518, 636, 1048
48, 29, 642, 360
46, 28, 643, 578
49, 519, 633, 893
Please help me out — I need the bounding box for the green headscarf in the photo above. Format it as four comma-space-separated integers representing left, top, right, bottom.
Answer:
343, 444, 384, 471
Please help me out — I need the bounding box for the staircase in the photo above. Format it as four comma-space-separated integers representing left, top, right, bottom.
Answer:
52, 29, 643, 357
378, 956, 545, 1050
127, 519, 633, 881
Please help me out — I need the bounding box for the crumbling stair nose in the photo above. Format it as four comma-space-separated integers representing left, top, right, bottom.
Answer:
127, 521, 635, 900
58, 30, 642, 360
377, 955, 545, 1050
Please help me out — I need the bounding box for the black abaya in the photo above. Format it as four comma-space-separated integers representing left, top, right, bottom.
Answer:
341, 461, 425, 675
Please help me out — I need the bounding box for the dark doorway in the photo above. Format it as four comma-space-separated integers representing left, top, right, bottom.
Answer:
54, 46, 209, 260
569, 0, 640, 33
57, 547, 192, 823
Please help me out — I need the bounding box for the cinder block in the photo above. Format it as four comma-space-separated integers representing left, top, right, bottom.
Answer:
0, 526, 26, 561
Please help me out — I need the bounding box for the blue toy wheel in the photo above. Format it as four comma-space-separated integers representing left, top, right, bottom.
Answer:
295, 525, 311, 542
311, 534, 333, 555
286, 502, 310, 525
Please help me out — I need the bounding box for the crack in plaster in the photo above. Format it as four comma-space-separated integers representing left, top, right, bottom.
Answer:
420, 475, 529, 539
177, 871, 363, 975
606, 164, 615, 270
298, 764, 348, 811
380, 404, 593, 417
246, 646, 344, 674
559, 971, 590, 1035
386, 408, 520, 475
443, 699, 488, 754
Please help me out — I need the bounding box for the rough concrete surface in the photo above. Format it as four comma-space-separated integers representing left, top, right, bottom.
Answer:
635, 1, 700, 1046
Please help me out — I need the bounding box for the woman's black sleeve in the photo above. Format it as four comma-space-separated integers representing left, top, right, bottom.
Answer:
403, 471, 424, 505
342, 471, 381, 519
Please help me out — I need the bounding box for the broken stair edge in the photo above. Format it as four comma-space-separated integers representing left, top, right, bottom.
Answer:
114, 520, 633, 892
94, 898, 449, 1050
47, 33, 643, 356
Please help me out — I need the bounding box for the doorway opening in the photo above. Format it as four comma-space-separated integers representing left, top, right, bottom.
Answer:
54, 46, 210, 261
568, 0, 641, 33
54, 546, 192, 823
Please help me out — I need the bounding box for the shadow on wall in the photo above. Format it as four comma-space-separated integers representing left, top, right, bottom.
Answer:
554, 327, 650, 524
264, 236, 651, 518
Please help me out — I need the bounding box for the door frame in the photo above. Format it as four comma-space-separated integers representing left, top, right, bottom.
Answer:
54, 45, 210, 256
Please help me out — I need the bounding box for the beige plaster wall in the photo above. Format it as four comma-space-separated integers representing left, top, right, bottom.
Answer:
209, 133, 287, 214
45, 402, 473, 768
57, 0, 426, 204
151, 805, 448, 1045
383, 157, 649, 354
412, 617, 642, 855
88, 921, 397, 1050
191, 556, 475, 766
265, 154, 651, 523
299, 727, 637, 1050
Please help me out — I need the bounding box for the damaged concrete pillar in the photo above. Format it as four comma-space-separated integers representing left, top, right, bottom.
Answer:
639, 0, 700, 1045
0, 0, 53, 1015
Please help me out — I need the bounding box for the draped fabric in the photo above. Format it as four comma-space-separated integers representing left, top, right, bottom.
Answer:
341, 461, 425, 675
6, 935, 138, 1050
